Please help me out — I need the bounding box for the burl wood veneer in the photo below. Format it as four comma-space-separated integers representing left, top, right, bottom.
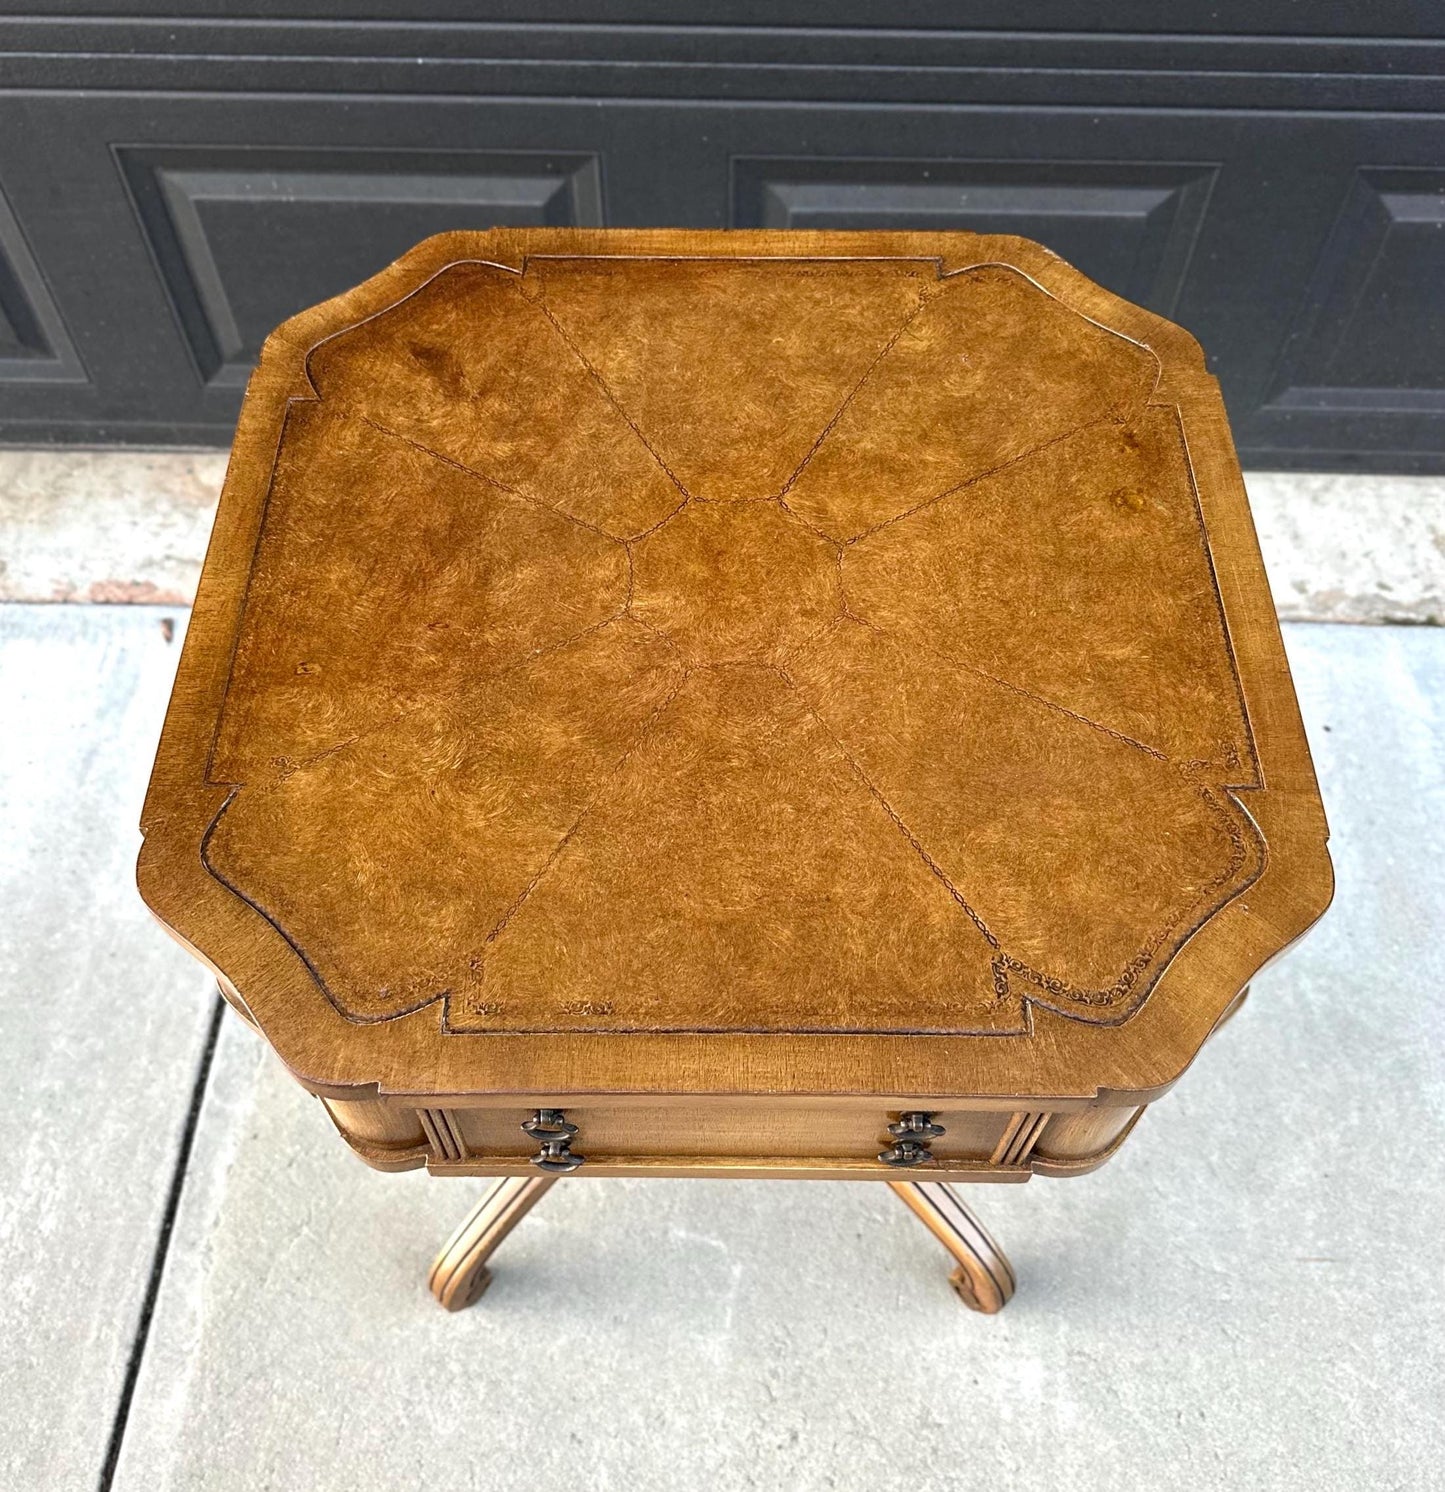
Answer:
139, 230, 1330, 1303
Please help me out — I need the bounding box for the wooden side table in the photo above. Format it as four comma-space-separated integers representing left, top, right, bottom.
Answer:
138, 229, 1332, 1314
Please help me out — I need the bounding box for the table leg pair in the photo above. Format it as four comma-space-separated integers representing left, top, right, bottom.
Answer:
429, 1177, 1015, 1314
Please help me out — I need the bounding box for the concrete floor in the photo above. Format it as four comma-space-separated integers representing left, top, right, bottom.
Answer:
1, 603, 1442, 1491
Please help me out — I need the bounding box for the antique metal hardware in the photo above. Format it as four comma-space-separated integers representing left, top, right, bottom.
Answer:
878, 1111, 945, 1167
522, 1108, 585, 1173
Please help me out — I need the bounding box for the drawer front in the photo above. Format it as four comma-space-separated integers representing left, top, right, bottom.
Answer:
322, 1096, 1144, 1180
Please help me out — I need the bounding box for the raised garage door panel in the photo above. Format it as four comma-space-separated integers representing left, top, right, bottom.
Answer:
732, 160, 1217, 319
0, 191, 84, 384
1247, 167, 1445, 466
121, 148, 603, 388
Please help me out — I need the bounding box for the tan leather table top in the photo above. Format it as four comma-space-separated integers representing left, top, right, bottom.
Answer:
139, 229, 1331, 1110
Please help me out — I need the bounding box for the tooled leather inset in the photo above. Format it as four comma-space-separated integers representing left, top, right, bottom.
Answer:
202, 255, 1264, 1035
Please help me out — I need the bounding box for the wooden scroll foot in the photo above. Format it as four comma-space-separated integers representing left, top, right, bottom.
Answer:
429, 1176, 557, 1312
888, 1180, 1017, 1314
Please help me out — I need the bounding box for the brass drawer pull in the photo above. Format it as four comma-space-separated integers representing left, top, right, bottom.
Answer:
522, 1109, 585, 1173
878, 1112, 945, 1167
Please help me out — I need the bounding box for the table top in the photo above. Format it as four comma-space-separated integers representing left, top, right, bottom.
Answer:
139, 228, 1331, 1107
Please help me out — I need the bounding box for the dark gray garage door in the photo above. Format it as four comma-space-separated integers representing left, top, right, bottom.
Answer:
1, 2, 1443, 470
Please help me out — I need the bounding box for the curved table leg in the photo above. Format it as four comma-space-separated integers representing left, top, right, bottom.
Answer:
429, 1176, 557, 1312
888, 1180, 1017, 1314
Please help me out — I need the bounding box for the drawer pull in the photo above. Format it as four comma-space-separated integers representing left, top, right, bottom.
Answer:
878, 1112, 945, 1167
522, 1109, 585, 1173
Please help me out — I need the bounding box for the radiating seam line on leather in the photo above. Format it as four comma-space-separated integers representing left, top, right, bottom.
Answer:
781, 625, 1232, 1009
356, 412, 621, 546
774, 493, 841, 545
844, 411, 1122, 547
776, 283, 933, 501
255, 612, 631, 788
623, 606, 688, 663
478, 667, 692, 951
625, 493, 693, 545
799, 621, 1254, 1006
356, 412, 517, 493
851, 616, 1167, 762
772, 609, 850, 671
204, 631, 689, 1030
776, 612, 848, 670
530, 295, 692, 499
1000, 780, 1264, 1010
778, 668, 999, 950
